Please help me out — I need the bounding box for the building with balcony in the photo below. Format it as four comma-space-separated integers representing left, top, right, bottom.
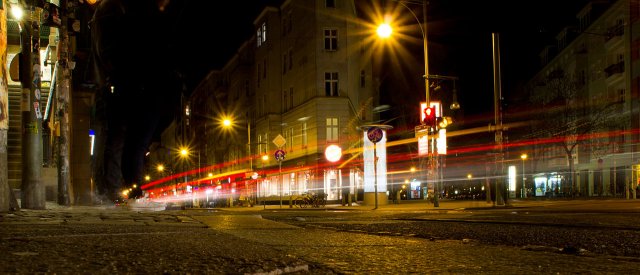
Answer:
523, 0, 640, 198
146, 0, 376, 206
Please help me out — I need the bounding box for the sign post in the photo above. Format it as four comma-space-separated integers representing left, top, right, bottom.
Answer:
367, 127, 383, 210
273, 134, 286, 208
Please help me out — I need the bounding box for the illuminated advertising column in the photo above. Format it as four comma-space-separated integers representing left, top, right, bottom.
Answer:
361, 125, 392, 207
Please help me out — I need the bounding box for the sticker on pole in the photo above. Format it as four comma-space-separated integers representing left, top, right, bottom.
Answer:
367, 127, 383, 144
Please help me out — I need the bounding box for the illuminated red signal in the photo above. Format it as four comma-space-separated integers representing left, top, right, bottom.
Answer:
422, 106, 436, 127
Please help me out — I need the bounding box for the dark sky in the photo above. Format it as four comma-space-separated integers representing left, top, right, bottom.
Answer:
170, 0, 283, 89
171, 0, 593, 116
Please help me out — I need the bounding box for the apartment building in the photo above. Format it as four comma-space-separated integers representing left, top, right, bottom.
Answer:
148, 0, 376, 205
525, 0, 640, 198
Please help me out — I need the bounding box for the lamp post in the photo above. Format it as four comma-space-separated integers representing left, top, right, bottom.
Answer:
521, 153, 527, 198
377, 0, 440, 207
261, 155, 268, 209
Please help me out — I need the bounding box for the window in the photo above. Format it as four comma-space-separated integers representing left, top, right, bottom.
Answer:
282, 16, 288, 36
617, 88, 626, 103
282, 52, 287, 74
324, 29, 338, 51
257, 29, 262, 47
289, 87, 294, 109
257, 64, 261, 87
283, 90, 288, 112
288, 127, 294, 152
257, 22, 267, 47
325, 0, 335, 8
263, 59, 267, 78
288, 48, 293, 70
302, 122, 308, 147
325, 72, 338, 96
326, 118, 338, 142
360, 70, 365, 88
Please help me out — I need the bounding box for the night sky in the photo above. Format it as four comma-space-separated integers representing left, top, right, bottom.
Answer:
172, 0, 593, 117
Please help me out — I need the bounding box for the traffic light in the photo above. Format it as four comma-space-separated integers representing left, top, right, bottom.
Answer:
422, 106, 436, 128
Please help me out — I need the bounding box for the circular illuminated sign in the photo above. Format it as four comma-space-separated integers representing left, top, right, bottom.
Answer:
325, 144, 342, 162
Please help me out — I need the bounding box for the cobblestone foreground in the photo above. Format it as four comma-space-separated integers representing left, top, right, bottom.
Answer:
0, 207, 323, 274
1, 202, 639, 274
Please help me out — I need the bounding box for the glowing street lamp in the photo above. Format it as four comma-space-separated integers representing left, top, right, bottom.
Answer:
376, 23, 392, 38
375, 1, 453, 208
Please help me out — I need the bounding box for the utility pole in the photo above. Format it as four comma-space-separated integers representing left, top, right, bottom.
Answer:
20, 3, 45, 209
492, 33, 504, 206
56, 0, 72, 205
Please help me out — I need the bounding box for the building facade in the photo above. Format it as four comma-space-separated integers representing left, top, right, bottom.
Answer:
145, 0, 376, 206
525, 0, 640, 198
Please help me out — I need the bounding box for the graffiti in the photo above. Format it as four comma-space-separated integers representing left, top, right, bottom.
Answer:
0, 0, 8, 130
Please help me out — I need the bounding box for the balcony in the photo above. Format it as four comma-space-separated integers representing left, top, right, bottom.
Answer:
604, 24, 624, 49
604, 61, 624, 79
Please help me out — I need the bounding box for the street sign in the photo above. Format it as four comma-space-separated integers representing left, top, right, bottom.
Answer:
273, 134, 286, 148
274, 149, 286, 161
367, 127, 383, 143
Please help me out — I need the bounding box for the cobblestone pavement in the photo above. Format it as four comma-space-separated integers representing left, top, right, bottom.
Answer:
0, 206, 326, 274
1, 199, 639, 274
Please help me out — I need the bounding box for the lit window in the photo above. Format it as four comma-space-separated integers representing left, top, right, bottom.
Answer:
257, 28, 262, 47
325, 72, 338, 96
326, 118, 338, 142
261, 22, 267, 43
302, 122, 307, 147
324, 29, 338, 51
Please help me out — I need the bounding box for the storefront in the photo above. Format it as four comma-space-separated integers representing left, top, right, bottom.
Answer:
533, 172, 564, 197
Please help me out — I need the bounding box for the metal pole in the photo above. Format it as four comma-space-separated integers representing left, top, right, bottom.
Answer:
422, 0, 438, 208
248, 122, 251, 170
279, 160, 282, 208
492, 33, 504, 206
522, 159, 525, 198
373, 143, 378, 210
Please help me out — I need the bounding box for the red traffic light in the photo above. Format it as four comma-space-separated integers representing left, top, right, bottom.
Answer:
422, 106, 436, 127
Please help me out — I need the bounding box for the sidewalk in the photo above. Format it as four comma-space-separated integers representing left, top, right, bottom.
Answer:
210, 197, 640, 213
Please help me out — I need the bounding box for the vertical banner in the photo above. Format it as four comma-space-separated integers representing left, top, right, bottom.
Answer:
0, 0, 8, 130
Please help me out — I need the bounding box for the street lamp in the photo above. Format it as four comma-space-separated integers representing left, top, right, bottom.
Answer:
261, 155, 269, 209
377, 0, 441, 207
521, 153, 528, 198
179, 147, 189, 191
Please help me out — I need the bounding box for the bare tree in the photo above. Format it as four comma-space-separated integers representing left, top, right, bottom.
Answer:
527, 69, 622, 196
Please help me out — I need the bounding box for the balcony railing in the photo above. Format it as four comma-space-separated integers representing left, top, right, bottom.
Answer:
604, 62, 624, 78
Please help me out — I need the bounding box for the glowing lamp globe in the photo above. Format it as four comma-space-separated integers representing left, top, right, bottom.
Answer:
325, 145, 342, 162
